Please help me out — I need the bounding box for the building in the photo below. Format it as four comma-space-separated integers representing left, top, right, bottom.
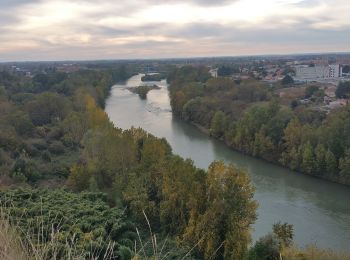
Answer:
209, 68, 218, 78
295, 64, 342, 80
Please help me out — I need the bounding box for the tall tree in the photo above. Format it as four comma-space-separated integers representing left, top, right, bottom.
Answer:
182, 161, 257, 259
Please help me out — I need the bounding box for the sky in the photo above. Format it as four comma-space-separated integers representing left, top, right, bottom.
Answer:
0, 0, 350, 61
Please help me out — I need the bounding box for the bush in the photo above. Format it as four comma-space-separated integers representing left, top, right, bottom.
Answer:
48, 141, 65, 155
12, 158, 40, 182
282, 75, 294, 85
41, 150, 51, 162
0, 189, 137, 258
47, 126, 63, 140
248, 234, 280, 260
31, 139, 48, 150
23, 143, 40, 157
336, 81, 350, 98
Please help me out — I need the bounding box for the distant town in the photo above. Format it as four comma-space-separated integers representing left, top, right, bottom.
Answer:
1, 53, 350, 114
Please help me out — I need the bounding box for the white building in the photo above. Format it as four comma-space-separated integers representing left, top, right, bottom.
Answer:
295, 64, 342, 80
209, 68, 218, 78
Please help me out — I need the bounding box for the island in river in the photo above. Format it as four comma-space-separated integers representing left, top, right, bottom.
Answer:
127, 84, 160, 99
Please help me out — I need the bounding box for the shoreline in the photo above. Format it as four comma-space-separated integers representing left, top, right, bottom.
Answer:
185, 117, 350, 187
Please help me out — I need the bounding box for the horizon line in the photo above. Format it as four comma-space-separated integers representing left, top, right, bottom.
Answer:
1, 50, 350, 64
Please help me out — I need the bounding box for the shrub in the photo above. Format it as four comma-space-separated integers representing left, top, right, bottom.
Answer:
248, 234, 280, 260
0, 189, 137, 259
41, 150, 51, 162
31, 139, 48, 150
48, 141, 65, 155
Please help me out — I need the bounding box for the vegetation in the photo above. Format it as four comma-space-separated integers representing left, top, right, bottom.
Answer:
217, 65, 240, 77
336, 81, 350, 98
127, 84, 160, 99
0, 189, 136, 259
1, 65, 349, 259
141, 73, 166, 82
0, 67, 258, 259
281, 75, 294, 85
168, 66, 350, 185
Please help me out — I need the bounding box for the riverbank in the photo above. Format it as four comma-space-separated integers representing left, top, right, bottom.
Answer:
167, 66, 350, 187
105, 73, 350, 250
186, 116, 350, 187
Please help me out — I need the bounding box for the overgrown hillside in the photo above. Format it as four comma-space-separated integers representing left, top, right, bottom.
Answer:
0, 68, 258, 259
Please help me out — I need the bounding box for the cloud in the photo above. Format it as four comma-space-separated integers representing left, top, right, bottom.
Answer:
0, 0, 350, 61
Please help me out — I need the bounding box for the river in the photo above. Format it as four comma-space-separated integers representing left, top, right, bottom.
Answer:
105, 74, 350, 250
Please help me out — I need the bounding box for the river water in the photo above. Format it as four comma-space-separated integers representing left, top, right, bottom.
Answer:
105, 74, 350, 250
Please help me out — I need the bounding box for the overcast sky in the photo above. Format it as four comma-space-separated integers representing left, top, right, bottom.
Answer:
0, 0, 350, 61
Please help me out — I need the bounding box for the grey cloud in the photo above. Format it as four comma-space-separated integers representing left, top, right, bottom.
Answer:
146, 0, 236, 6
0, 0, 39, 8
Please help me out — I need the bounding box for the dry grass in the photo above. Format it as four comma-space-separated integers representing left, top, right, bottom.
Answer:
282, 245, 350, 260
0, 216, 28, 260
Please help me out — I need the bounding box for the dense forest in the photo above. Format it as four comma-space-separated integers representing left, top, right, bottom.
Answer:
0, 66, 349, 259
168, 66, 350, 185
0, 67, 257, 259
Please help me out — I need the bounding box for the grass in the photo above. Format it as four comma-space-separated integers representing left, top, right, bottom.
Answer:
282, 245, 350, 260
0, 211, 28, 260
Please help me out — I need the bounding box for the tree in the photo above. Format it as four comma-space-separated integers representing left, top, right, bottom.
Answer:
248, 222, 294, 260
25, 92, 69, 126
281, 75, 294, 85
182, 161, 257, 259
340, 149, 350, 178
315, 144, 327, 175
336, 81, 350, 98
61, 111, 88, 146
305, 85, 319, 98
210, 111, 227, 138
67, 163, 91, 191
248, 234, 280, 260
217, 65, 240, 77
301, 142, 315, 174
160, 156, 203, 234
272, 222, 294, 248
325, 150, 338, 176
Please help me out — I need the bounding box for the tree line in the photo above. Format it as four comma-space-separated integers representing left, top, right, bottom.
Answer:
168, 66, 350, 185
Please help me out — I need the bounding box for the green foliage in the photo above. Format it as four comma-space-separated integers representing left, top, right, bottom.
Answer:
305, 85, 320, 98
272, 222, 294, 248
210, 110, 227, 138
128, 85, 160, 99
281, 75, 294, 85
301, 142, 316, 174
217, 65, 240, 76
336, 81, 350, 98
141, 73, 166, 82
340, 149, 350, 178
25, 92, 70, 126
182, 161, 257, 259
0, 67, 132, 185
11, 154, 40, 182
248, 222, 294, 260
0, 189, 136, 259
167, 66, 350, 184
248, 234, 280, 260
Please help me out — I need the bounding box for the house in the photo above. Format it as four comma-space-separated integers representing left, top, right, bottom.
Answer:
209, 68, 218, 78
